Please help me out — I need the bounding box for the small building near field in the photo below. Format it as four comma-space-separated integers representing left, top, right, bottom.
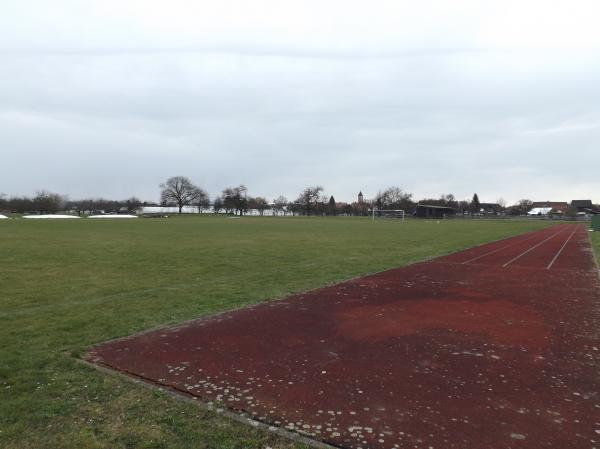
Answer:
479, 203, 503, 215
414, 204, 456, 218
570, 200, 595, 214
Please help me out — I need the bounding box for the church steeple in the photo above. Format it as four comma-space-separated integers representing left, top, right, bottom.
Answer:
358, 191, 364, 203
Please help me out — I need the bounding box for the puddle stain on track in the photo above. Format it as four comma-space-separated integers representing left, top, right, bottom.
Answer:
87, 224, 600, 449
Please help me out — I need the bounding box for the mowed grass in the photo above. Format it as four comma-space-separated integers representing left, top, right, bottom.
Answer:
0, 216, 553, 449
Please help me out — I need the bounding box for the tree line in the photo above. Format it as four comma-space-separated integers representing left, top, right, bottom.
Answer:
0, 191, 145, 215
0, 176, 548, 216
159, 179, 540, 216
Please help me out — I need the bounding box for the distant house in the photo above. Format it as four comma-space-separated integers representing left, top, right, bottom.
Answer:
570, 200, 595, 214
479, 203, 502, 215
335, 202, 353, 215
414, 204, 456, 218
532, 201, 569, 213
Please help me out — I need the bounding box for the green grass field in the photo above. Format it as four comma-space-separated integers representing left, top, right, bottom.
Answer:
0, 216, 565, 448
591, 231, 600, 268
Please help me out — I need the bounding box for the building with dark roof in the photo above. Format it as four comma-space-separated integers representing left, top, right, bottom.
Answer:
570, 200, 595, 213
414, 204, 456, 218
479, 203, 503, 215
532, 201, 569, 212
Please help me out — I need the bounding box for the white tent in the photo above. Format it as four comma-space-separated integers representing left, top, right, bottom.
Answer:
137, 206, 199, 214
23, 215, 80, 219
88, 215, 137, 219
527, 207, 552, 216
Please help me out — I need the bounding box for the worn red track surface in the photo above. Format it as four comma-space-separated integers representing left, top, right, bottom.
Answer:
88, 224, 600, 449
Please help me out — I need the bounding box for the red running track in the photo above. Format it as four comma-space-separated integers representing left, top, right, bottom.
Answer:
87, 224, 600, 449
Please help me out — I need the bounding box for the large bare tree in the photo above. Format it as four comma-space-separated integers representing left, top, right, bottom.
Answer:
160, 176, 204, 213
296, 186, 323, 215
195, 190, 210, 213
212, 197, 224, 214
221, 185, 248, 215
272, 195, 288, 215
248, 196, 269, 215
375, 186, 413, 211
33, 190, 65, 214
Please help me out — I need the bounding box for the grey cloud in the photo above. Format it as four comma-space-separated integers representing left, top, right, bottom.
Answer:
1, 2, 600, 204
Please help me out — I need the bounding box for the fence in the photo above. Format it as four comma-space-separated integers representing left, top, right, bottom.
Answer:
445, 214, 592, 222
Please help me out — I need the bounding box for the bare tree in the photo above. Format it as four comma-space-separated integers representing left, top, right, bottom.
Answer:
195, 190, 210, 213
496, 197, 507, 210
249, 196, 269, 215
352, 199, 370, 216
160, 176, 204, 214
272, 195, 288, 215
517, 199, 533, 214
221, 185, 248, 215
6, 196, 34, 214
316, 194, 329, 215
440, 193, 458, 208
375, 187, 413, 210
212, 197, 224, 214
33, 191, 64, 214
457, 200, 470, 214
296, 186, 323, 215
125, 197, 142, 213
506, 199, 533, 216
287, 200, 302, 216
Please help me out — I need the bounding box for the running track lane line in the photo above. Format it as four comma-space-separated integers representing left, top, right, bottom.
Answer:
546, 225, 579, 270
502, 229, 565, 268
462, 231, 543, 265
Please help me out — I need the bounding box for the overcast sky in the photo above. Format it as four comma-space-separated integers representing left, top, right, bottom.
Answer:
2, 0, 600, 204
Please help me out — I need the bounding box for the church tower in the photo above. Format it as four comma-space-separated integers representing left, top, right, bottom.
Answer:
358, 191, 364, 204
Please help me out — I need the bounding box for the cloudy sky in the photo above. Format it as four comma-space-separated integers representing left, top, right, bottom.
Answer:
2, 0, 600, 204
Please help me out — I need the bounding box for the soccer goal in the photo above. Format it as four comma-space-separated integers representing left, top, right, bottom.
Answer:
372, 209, 405, 221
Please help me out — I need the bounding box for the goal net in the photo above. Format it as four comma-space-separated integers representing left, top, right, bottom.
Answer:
372, 209, 405, 221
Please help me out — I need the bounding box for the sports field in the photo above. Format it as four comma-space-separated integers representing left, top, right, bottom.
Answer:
88, 223, 600, 448
0, 216, 593, 448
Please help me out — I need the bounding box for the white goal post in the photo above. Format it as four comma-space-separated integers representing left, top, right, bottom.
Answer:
372, 209, 405, 221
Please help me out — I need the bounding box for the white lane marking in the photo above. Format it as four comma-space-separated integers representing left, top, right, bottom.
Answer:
462, 233, 540, 264
502, 229, 565, 268
546, 225, 578, 270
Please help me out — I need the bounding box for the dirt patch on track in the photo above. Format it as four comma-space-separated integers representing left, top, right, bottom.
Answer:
336, 299, 549, 348
87, 224, 600, 449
